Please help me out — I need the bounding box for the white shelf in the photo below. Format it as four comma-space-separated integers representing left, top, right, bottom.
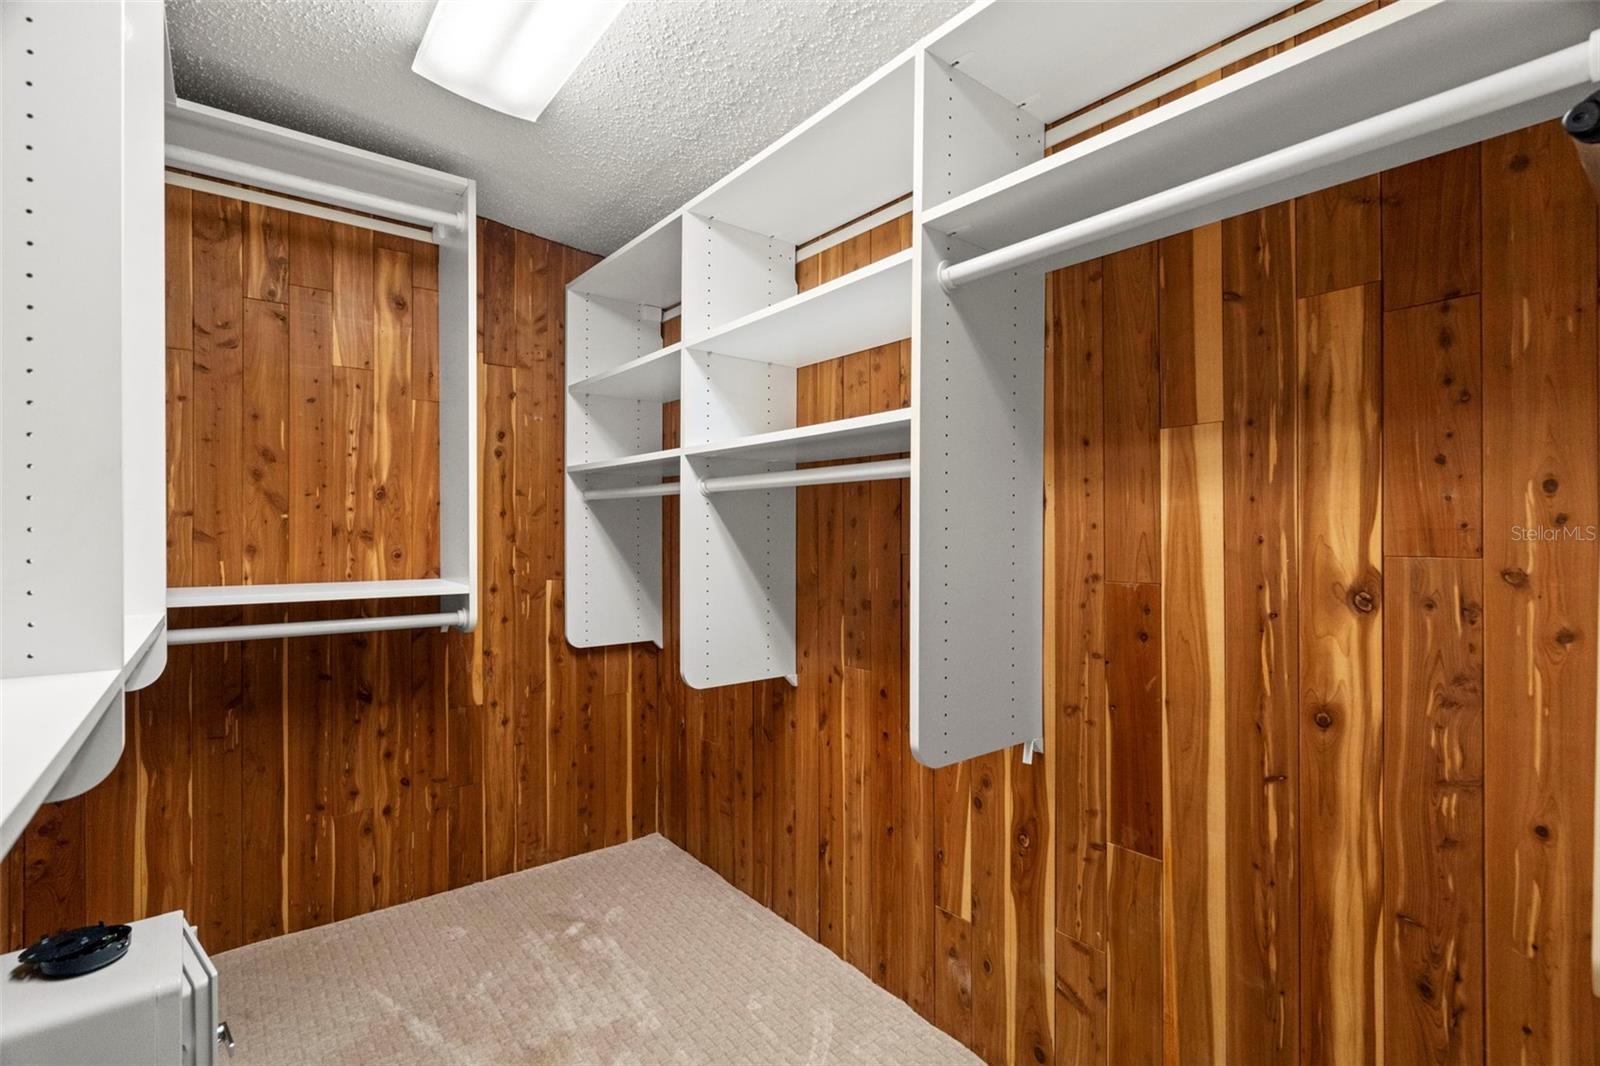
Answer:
925, 1, 1296, 126
570, 344, 681, 402
686, 409, 909, 465
687, 56, 913, 246
569, 213, 681, 307
687, 250, 911, 368
922, 1, 1599, 263
1, 669, 126, 855
568, 447, 683, 478
167, 577, 471, 609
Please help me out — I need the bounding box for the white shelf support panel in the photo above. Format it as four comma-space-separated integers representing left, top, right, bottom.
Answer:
909, 38, 1047, 767
910, 226, 1045, 767
1, 0, 168, 855
680, 453, 797, 689
164, 97, 479, 645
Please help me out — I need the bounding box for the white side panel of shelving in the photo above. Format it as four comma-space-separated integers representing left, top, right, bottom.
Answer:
681, 351, 796, 447
2, 1, 127, 679
918, 53, 1043, 212
564, 287, 669, 647
679, 457, 796, 689
438, 182, 478, 627
910, 228, 1044, 768
122, 0, 169, 688
681, 214, 795, 340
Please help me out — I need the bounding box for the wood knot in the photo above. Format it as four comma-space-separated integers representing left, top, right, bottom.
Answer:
1508, 153, 1531, 171
1313, 708, 1334, 730
1555, 628, 1577, 646
1534, 823, 1551, 839
1500, 568, 1528, 588
1543, 477, 1560, 494
1349, 588, 1376, 614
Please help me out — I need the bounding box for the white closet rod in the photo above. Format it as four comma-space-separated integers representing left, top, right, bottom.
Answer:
938, 31, 1600, 291
167, 608, 467, 646
583, 482, 681, 501
700, 458, 909, 495
165, 145, 467, 236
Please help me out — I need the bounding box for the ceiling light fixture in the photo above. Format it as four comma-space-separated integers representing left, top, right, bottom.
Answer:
412, 0, 625, 123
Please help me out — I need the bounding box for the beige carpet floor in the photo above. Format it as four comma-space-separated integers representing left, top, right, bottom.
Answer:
216, 834, 978, 1066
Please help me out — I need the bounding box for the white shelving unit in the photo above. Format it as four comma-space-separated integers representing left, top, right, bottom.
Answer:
1, 0, 168, 854
923, 0, 1600, 276
563, 0, 1600, 768
565, 213, 684, 649
163, 92, 479, 640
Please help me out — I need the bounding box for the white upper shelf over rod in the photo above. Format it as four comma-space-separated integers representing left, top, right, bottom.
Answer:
686, 250, 911, 367
686, 409, 910, 465
923, 1, 1600, 259
166, 99, 473, 235
168, 578, 472, 609
926, 0, 1296, 123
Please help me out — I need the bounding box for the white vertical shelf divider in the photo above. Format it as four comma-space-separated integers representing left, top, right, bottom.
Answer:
565, 215, 682, 648
910, 50, 1046, 767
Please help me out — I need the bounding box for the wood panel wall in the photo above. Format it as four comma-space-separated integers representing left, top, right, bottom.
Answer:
3, 103, 1596, 1066
0, 204, 663, 956
654, 121, 1600, 1066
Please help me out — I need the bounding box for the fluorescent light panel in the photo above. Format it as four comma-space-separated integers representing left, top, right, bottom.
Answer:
413, 0, 624, 123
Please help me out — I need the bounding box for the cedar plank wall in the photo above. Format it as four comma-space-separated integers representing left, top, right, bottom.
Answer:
0, 201, 665, 954
653, 75, 1600, 1066
4, 24, 1600, 1066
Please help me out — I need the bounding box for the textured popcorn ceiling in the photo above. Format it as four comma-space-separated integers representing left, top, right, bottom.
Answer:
165, 0, 968, 254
